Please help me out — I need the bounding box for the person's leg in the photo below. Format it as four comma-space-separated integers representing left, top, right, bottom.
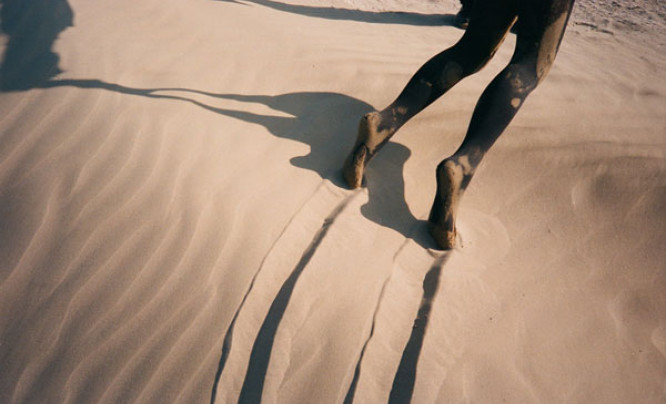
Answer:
343, 0, 518, 188
428, 0, 575, 249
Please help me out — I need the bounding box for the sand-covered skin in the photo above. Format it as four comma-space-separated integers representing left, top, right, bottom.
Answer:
1, 0, 665, 403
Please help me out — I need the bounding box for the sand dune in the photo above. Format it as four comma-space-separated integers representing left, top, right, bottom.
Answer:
1, 0, 665, 403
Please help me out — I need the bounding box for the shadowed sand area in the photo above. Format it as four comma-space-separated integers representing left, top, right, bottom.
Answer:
1, 0, 665, 403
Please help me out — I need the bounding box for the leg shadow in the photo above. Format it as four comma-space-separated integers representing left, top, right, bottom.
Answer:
30, 81, 375, 187
208, 92, 436, 246
360, 143, 439, 249
343, 253, 449, 404
39, 80, 426, 244
361, 143, 415, 240
16, 78, 437, 401
388, 253, 450, 404
236, 191, 354, 404
213, 0, 459, 27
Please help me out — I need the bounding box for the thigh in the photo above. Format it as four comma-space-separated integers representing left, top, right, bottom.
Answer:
458, 0, 519, 60
513, 0, 575, 79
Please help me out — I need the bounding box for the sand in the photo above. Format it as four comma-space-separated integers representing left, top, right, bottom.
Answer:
1, 0, 665, 402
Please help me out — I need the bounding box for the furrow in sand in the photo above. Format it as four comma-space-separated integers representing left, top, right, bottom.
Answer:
170, 307, 235, 403
415, 258, 501, 404
212, 181, 359, 404
178, 322, 234, 404
341, 237, 424, 404
262, 197, 427, 403
238, 186, 360, 404
389, 253, 449, 404
210, 181, 332, 395
343, 248, 397, 404
212, 183, 337, 399
343, 234, 447, 404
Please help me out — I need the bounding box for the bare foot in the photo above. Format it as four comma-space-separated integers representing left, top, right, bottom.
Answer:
428, 159, 466, 249
342, 111, 387, 189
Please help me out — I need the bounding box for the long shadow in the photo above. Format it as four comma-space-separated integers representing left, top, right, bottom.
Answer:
0, 0, 431, 243
33, 79, 437, 401
235, 188, 357, 403
0, 0, 457, 91
343, 251, 448, 404
213, 0, 458, 27
388, 253, 449, 404
36, 79, 427, 247
2, 1, 442, 401
361, 143, 439, 249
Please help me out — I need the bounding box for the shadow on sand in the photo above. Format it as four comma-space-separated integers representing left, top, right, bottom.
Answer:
343, 252, 450, 404
388, 253, 449, 404
0, 0, 442, 246
0, 0, 74, 90
36, 80, 430, 248
0, 0, 435, 245
213, 0, 459, 27
1, 1, 448, 403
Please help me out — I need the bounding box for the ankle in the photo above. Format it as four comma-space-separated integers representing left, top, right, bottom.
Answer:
357, 111, 390, 152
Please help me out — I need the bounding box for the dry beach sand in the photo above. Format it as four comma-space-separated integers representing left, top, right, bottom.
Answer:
1, 0, 665, 402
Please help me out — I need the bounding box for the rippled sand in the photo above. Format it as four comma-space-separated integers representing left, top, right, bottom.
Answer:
1, 0, 664, 402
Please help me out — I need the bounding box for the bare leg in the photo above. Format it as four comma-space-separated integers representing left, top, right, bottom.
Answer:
428, 0, 575, 249
343, 1, 517, 188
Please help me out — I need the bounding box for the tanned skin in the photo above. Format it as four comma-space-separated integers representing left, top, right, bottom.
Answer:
343, 0, 575, 249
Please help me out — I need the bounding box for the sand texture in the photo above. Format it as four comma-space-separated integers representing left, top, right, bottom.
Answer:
1, 0, 665, 402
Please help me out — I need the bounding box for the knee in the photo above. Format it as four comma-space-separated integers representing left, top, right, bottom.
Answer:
502, 63, 539, 97
450, 40, 495, 75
